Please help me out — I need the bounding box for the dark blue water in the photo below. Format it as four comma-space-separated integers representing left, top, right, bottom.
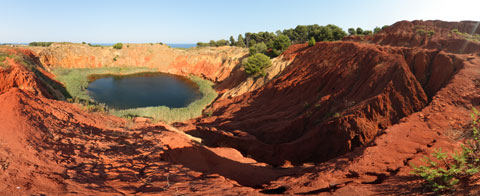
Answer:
87, 72, 202, 110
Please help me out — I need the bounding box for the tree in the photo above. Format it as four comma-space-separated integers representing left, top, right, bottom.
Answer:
243, 53, 272, 76
209, 40, 216, 47
248, 39, 256, 48
215, 39, 228, 46
249, 42, 267, 55
356, 27, 364, 35
197, 42, 208, 47
294, 25, 309, 43
113, 43, 123, 49
236, 34, 246, 48
374, 26, 381, 34
272, 34, 291, 57
229, 36, 236, 46
363, 30, 373, 35
308, 37, 316, 46
328, 24, 346, 40
348, 28, 357, 35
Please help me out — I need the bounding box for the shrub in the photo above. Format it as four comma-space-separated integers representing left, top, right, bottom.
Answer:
308, 37, 316, 47
356, 27, 364, 35
249, 42, 267, 55
427, 30, 435, 37
272, 34, 291, 57
243, 53, 271, 76
197, 42, 208, 47
411, 108, 480, 194
452, 29, 461, 36
112, 43, 123, 49
348, 28, 357, 35
28, 42, 53, 47
416, 29, 426, 36
363, 30, 373, 36
0, 52, 10, 67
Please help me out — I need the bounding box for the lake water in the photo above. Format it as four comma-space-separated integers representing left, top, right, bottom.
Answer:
87, 72, 202, 110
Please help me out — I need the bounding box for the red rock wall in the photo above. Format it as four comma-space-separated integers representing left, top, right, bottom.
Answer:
36, 44, 248, 82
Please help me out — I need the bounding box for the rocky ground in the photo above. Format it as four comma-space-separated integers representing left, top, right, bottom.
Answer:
0, 20, 480, 195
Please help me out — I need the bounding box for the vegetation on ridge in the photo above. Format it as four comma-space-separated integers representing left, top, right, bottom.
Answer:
411, 108, 480, 194
113, 43, 123, 49
28, 42, 53, 47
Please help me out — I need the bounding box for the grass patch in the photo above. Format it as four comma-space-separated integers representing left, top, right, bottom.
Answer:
0, 51, 12, 67
52, 67, 217, 123
451, 29, 480, 42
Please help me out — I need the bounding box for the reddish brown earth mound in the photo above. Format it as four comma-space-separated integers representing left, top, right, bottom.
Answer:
1, 20, 480, 195
176, 20, 480, 194
182, 41, 466, 166
0, 51, 271, 195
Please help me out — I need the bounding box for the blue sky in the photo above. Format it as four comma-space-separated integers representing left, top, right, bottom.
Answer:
1, 0, 479, 43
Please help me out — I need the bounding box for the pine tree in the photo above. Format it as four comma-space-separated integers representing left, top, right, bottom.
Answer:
236, 34, 246, 48
229, 36, 236, 46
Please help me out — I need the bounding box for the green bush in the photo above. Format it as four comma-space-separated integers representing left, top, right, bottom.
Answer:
244, 53, 271, 76
348, 28, 357, 35
452, 29, 461, 36
308, 37, 316, 47
249, 42, 267, 55
112, 43, 123, 49
272, 34, 291, 57
411, 108, 480, 194
416, 29, 426, 36
28, 42, 53, 47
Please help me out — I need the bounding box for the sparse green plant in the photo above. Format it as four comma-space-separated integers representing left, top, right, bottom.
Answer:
452, 29, 461, 36
308, 37, 316, 47
411, 108, 480, 194
416, 29, 426, 36
204, 110, 213, 117
113, 43, 123, 49
427, 30, 435, 37
0, 52, 9, 67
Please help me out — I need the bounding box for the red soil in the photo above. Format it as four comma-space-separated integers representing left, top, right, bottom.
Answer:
1, 20, 480, 195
